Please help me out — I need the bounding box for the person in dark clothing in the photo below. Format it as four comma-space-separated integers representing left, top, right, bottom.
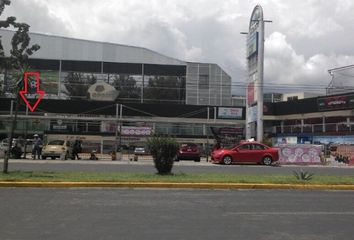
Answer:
32, 134, 43, 160
90, 150, 98, 160
72, 139, 82, 160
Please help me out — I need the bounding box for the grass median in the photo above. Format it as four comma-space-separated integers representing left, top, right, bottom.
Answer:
0, 171, 354, 185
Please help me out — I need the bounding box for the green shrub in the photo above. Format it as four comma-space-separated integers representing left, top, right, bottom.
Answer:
147, 135, 179, 175
293, 169, 314, 181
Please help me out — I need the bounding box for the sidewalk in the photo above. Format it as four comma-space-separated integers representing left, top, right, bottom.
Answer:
1, 181, 354, 190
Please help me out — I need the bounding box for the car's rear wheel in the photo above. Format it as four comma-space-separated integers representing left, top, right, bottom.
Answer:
222, 155, 232, 165
262, 156, 273, 166
51, 157, 55, 160
42, 156, 47, 160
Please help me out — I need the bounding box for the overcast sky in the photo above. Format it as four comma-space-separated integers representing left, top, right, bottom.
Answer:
3, 0, 354, 95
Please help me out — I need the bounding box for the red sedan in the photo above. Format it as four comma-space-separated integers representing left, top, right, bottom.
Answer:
211, 141, 279, 166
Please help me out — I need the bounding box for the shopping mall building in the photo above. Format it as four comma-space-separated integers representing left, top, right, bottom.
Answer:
0, 29, 243, 151
1, 29, 354, 152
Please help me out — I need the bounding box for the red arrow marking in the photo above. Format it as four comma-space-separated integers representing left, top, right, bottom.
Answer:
19, 72, 45, 112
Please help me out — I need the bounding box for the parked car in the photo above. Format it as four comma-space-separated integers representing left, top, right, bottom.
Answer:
134, 146, 148, 155
176, 143, 201, 162
42, 140, 72, 160
211, 141, 279, 166
0, 138, 33, 158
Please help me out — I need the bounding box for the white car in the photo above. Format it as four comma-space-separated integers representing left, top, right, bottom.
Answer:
42, 140, 72, 160
134, 146, 148, 155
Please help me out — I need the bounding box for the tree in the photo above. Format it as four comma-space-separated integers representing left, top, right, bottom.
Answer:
0, 0, 15, 58
144, 76, 185, 104
0, 0, 15, 96
63, 72, 96, 99
111, 74, 140, 101
1, 0, 40, 173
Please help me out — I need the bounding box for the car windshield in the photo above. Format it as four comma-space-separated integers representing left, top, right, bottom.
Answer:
48, 140, 64, 145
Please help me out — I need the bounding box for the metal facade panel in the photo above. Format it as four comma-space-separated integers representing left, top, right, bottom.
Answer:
186, 62, 232, 106
0, 30, 185, 65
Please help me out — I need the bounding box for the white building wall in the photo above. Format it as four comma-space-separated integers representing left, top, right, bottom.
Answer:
282, 92, 321, 101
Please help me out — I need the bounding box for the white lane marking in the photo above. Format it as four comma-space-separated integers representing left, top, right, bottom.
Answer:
224, 211, 354, 216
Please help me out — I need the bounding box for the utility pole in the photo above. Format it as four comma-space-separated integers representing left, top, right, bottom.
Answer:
119, 104, 123, 154
3, 96, 20, 173
115, 103, 119, 159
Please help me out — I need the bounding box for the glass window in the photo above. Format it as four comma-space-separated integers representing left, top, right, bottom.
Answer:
62, 60, 101, 73
109, 74, 141, 102
238, 144, 251, 150
287, 96, 298, 101
60, 72, 108, 100
143, 75, 185, 104
48, 140, 64, 145
253, 144, 265, 150
144, 64, 186, 76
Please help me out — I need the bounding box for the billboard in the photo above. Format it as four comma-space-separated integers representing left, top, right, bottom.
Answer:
278, 144, 323, 164
317, 94, 354, 111
218, 107, 243, 119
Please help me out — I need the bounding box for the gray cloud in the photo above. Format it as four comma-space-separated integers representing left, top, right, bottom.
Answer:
3, 0, 72, 35
2, 0, 354, 95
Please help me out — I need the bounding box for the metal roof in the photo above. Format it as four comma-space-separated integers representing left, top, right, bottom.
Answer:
0, 29, 186, 65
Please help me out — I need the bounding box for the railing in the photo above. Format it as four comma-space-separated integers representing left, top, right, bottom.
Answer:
275, 123, 354, 134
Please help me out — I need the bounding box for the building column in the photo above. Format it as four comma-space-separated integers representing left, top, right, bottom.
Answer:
58, 60, 62, 98
281, 121, 284, 134
141, 64, 144, 103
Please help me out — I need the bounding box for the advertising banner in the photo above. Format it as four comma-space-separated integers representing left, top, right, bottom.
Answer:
274, 136, 298, 145
278, 144, 323, 164
39, 70, 59, 95
313, 135, 354, 144
218, 107, 243, 119
247, 32, 258, 58
317, 94, 354, 111
247, 105, 257, 123
101, 122, 153, 136
247, 82, 255, 106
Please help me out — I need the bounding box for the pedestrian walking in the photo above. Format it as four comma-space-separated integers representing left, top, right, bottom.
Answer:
72, 139, 82, 160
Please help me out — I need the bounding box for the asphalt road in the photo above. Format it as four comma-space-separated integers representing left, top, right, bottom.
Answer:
1, 159, 354, 176
0, 188, 353, 240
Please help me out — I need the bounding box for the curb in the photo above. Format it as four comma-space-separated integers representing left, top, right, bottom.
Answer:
1, 181, 354, 190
